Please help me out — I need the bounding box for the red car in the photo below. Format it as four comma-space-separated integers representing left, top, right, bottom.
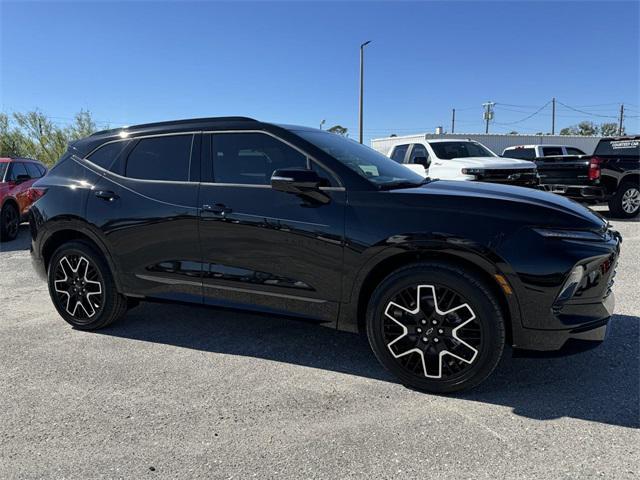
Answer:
0, 157, 47, 241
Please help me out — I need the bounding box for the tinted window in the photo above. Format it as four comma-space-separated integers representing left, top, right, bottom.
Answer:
126, 135, 193, 181
594, 139, 640, 157
295, 130, 424, 188
35, 163, 46, 176
212, 133, 308, 185
565, 147, 585, 156
429, 141, 495, 159
390, 145, 409, 163
409, 144, 429, 163
0, 163, 8, 181
8, 162, 28, 181
24, 162, 43, 178
88, 140, 131, 170
542, 147, 563, 156
504, 148, 535, 160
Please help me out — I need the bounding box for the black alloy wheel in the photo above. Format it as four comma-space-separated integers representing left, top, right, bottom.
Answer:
367, 262, 505, 393
0, 203, 19, 241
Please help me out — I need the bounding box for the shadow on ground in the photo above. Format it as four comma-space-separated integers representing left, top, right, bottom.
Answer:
97, 302, 639, 429
0, 225, 31, 253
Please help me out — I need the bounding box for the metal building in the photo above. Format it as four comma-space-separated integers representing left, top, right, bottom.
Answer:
371, 133, 602, 156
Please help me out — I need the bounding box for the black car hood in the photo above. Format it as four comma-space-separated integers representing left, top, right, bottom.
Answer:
396, 180, 606, 229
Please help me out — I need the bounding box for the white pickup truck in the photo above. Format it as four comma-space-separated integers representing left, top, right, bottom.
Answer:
386, 139, 539, 187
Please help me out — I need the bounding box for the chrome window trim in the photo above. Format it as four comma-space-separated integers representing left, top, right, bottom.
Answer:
204, 129, 344, 188
197, 181, 345, 192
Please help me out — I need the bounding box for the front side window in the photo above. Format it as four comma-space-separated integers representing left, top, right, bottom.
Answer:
390, 144, 409, 163
409, 144, 429, 164
428, 141, 496, 159
0, 162, 9, 181
125, 135, 193, 181
211, 133, 310, 185
88, 140, 131, 171
295, 130, 425, 188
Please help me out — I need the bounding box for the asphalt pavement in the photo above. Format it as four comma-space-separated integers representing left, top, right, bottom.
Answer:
0, 206, 638, 479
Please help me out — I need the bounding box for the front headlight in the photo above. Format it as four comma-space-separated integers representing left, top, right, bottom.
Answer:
533, 228, 604, 241
555, 265, 585, 304
461, 168, 485, 175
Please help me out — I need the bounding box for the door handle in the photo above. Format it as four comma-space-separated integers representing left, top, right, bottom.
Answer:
95, 190, 119, 202
202, 203, 232, 215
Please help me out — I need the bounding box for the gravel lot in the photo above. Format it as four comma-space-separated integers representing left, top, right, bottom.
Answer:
1, 206, 638, 479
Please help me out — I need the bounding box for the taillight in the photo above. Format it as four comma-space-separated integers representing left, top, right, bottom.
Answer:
26, 187, 47, 203
588, 156, 602, 181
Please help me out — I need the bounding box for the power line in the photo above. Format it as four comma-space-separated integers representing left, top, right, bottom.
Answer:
556, 101, 618, 119
494, 101, 551, 125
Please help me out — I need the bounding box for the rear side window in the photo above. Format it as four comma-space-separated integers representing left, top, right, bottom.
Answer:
541, 147, 563, 156
594, 139, 640, 157
211, 133, 308, 185
7, 162, 28, 181
390, 144, 409, 163
565, 147, 585, 156
88, 140, 131, 171
125, 135, 193, 181
24, 162, 43, 178
504, 148, 535, 160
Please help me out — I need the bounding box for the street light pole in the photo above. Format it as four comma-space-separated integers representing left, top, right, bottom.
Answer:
359, 40, 371, 144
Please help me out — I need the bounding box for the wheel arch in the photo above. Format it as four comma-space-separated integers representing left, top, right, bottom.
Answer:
40, 221, 122, 292
1, 196, 19, 213
350, 248, 520, 345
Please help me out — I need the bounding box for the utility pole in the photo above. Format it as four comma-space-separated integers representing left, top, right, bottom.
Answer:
619, 104, 624, 135
319, 119, 325, 130
358, 40, 372, 144
482, 102, 495, 134
551, 97, 556, 135
451, 108, 456, 133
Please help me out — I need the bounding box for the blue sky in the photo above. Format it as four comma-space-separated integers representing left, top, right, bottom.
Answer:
2, 1, 639, 144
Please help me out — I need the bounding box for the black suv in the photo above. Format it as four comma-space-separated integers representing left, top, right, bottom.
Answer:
29, 117, 621, 393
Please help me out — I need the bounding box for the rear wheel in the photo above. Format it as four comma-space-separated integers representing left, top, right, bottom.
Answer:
0, 202, 20, 242
608, 181, 640, 218
366, 262, 505, 393
47, 241, 128, 330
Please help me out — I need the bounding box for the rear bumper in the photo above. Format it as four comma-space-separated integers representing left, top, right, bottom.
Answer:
540, 184, 607, 200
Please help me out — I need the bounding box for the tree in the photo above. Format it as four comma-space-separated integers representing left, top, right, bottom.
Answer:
508, 131, 519, 135
600, 122, 623, 136
0, 109, 102, 166
327, 125, 348, 136
559, 121, 600, 136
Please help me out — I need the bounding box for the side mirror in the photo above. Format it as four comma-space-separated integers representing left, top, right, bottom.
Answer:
15, 174, 30, 184
271, 169, 330, 204
412, 156, 431, 169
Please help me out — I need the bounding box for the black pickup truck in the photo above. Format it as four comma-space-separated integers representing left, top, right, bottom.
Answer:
536, 136, 640, 218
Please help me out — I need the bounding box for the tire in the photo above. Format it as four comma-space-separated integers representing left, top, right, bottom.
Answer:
366, 262, 505, 393
0, 202, 20, 242
608, 181, 640, 218
47, 240, 128, 330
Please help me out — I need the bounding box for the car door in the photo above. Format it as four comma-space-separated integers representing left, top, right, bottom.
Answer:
6, 162, 32, 214
85, 132, 203, 303
198, 130, 346, 324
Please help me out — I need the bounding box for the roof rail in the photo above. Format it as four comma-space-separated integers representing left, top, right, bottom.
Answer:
91, 116, 259, 136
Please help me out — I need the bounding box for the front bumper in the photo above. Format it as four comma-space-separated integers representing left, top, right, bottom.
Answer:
512, 292, 614, 351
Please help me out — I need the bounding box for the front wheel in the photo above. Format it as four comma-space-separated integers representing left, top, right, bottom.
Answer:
608, 181, 640, 218
366, 262, 505, 393
47, 241, 128, 330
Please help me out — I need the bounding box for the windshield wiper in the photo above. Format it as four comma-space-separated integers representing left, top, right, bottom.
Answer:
378, 177, 437, 190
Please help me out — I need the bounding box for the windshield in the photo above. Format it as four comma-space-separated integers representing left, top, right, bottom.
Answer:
295, 130, 425, 187
429, 141, 496, 159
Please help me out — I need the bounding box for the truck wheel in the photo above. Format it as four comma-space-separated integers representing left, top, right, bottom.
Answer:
47, 241, 128, 330
608, 181, 640, 218
366, 262, 505, 393
0, 202, 20, 242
